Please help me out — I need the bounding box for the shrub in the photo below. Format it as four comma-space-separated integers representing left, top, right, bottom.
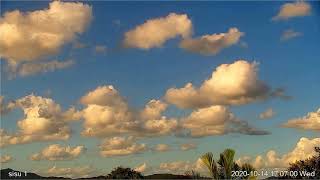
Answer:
106, 166, 144, 179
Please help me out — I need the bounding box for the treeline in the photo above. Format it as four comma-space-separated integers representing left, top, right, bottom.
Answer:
105, 147, 319, 179
1, 147, 319, 179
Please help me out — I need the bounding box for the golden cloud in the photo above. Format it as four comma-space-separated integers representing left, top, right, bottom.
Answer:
123, 13, 192, 49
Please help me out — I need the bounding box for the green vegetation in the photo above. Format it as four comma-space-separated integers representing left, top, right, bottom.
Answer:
1, 147, 319, 179
279, 147, 320, 179
200, 148, 255, 179
106, 166, 143, 179
240, 163, 255, 179
218, 149, 236, 179
200, 152, 219, 179
185, 170, 202, 179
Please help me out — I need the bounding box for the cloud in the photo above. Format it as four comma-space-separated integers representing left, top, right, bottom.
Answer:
80, 85, 127, 107
0, 96, 15, 115
181, 105, 269, 137
99, 136, 147, 157
139, 100, 178, 137
0, 96, 6, 113
1, 155, 13, 163
11, 60, 74, 77
165, 83, 205, 109
30, 144, 85, 161
80, 85, 178, 138
153, 144, 171, 152
0, 1, 92, 66
72, 41, 87, 49
282, 108, 320, 131
237, 137, 320, 169
122, 14, 242, 55
94, 45, 107, 54
239, 41, 248, 49
159, 159, 204, 174
236, 156, 251, 166
44, 166, 96, 178
80, 85, 136, 137
182, 106, 232, 137
270, 88, 293, 100
281, 29, 302, 41
165, 60, 271, 109
273, 1, 311, 21
259, 108, 275, 119
0, 94, 81, 147
81, 104, 138, 137
142, 116, 179, 137
123, 13, 192, 49
140, 100, 168, 120
134, 163, 148, 173
180, 143, 196, 151
228, 119, 270, 136
180, 28, 243, 55
236, 155, 265, 170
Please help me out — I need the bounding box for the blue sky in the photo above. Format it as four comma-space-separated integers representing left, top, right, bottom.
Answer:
0, 0, 319, 177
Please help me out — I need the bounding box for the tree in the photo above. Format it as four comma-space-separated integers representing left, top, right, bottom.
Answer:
218, 149, 235, 179
200, 152, 219, 179
283, 147, 320, 179
185, 170, 202, 179
240, 163, 255, 179
200, 149, 255, 179
106, 166, 144, 179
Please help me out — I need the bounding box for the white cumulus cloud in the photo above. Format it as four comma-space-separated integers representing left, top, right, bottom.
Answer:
0, 1, 92, 65
159, 159, 204, 174
273, 1, 311, 21
13, 60, 74, 77
282, 108, 320, 131
180, 28, 243, 55
80, 85, 127, 107
140, 99, 168, 120
44, 166, 96, 179
180, 143, 196, 151
123, 13, 192, 49
181, 105, 269, 137
80, 85, 178, 138
259, 108, 275, 119
0, 1, 92, 77
153, 144, 171, 152
281, 29, 302, 41
99, 136, 147, 157
134, 163, 148, 173
1, 155, 13, 163
237, 137, 320, 169
165, 60, 271, 109
0, 94, 82, 147
30, 144, 85, 161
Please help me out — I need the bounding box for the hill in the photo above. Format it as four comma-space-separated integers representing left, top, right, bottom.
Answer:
145, 173, 192, 179
0, 168, 198, 179
0, 168, 69, 179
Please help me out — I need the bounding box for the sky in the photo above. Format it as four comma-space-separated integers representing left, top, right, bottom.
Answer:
0, 0, 320, 178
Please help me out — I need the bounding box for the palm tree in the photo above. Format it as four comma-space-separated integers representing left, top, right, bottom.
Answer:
200, 152, 219, 179
241, 163, 255, 179
218, 149, 235, 179
200, 149, 257, 179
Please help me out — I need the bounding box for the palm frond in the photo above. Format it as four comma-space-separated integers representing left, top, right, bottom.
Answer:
220, 149, 235, 179
200, 152, 218, 179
